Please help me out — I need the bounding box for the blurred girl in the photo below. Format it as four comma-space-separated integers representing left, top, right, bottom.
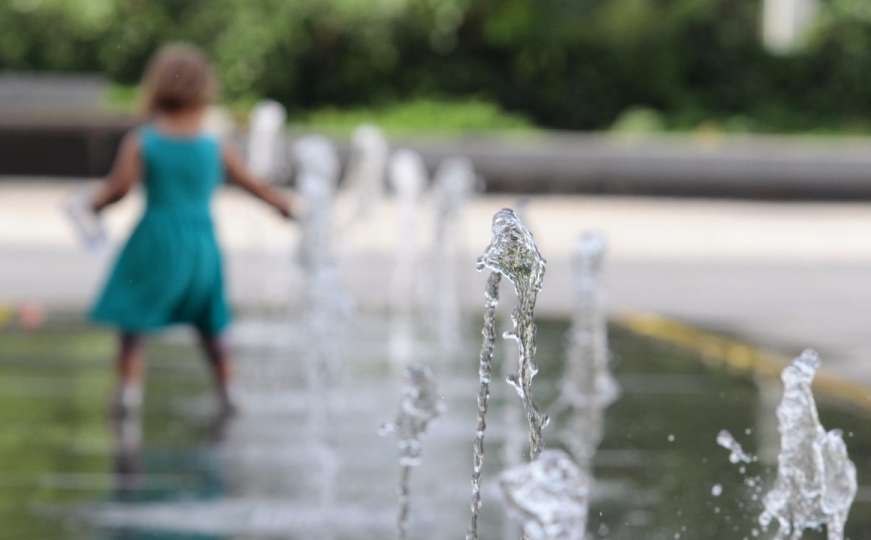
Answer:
90, 44, 292, 415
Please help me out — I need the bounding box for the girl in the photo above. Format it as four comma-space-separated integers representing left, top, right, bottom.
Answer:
90, 44, 292, 416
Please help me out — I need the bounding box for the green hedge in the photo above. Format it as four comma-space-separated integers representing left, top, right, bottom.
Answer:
3, 0, 871, 133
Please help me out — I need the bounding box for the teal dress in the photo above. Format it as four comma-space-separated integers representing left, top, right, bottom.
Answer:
91, 125, 231, 335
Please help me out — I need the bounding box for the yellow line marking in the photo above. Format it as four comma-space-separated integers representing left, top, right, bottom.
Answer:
615, 312, 871, 411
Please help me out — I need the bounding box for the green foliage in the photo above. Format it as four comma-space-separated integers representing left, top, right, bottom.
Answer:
610, 107, 666, 135
294, 97, 535, 135
4, 0, 871, 132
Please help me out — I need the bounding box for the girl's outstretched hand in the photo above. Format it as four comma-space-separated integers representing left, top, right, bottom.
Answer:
223, 143, 297, 221
274, 196, 294, 220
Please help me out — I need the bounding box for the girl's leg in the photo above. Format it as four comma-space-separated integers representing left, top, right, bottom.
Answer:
112, 333, 145, 415
197, 330, 237, 414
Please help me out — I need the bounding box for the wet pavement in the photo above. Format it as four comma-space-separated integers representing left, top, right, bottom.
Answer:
1, 314, 870, 539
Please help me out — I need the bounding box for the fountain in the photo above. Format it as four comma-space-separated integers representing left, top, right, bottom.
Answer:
716, 350, 858, 539
340, 124, 389, 229
430, 157, 477, 354
230, 100, 289, 350
295, 136, 340, 275
716, 430, 755, 465
467, 208, 548, 540
381, 364, 443, 540
388, 149, 428, 363
247, 100, 288, 182
500, 199, 533, 473
553, 231, 619, 466
479, 209, 548, 460
758, 350, 857, 540
293, 136, 350, 525
381, 148, 443, 534
51, 128, 871, 539
233, 134, 348, 410
499, 449, 590, 540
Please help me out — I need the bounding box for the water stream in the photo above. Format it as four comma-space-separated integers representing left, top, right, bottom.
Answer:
553, 231, 618, 467
468, 208, 547, 540
477, 209, 548, 461
467, 271, 501, 540
293, 136, 351, 533
759, 350, 858, 540
247, 100, 287, 182
499, 449, 590, 540
431, 157, 475, 353
339, 124, 388, 231
381, 364, 443, 539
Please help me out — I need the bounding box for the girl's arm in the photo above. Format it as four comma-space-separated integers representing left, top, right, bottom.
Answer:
92, 132, 141, 213
222, 143, 293, 219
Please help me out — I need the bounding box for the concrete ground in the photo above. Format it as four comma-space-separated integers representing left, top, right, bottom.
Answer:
4, 179, 871, 388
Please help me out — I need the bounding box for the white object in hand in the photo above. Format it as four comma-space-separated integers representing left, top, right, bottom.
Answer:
63, 188, 107, 252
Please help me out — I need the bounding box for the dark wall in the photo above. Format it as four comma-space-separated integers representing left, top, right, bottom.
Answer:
0, 118, 132, 177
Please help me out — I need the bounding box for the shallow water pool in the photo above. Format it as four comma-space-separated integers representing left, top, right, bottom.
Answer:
0, 314, 868, 539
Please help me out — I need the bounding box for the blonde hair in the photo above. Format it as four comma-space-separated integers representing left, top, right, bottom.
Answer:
140, 43, 217, 115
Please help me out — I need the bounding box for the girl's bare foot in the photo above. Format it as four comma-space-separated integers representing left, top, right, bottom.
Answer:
110, 384, 143, 418
218, 386, 239, 417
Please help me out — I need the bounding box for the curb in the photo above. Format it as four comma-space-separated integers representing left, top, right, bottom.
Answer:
615, 312, 871, 411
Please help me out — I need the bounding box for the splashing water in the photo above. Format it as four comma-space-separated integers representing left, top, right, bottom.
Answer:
293, 136, 351, 522
497, 200, 532, 459
467, 271, 501, 540
555, 231, 619, 466
294, 136, 352, 380
499, 449, 590, 540
381, 364, 443, 540
468, 208, 547, 540
759, 350, 857, 540
431, 157, 476, 353
389, 150, 427, 319
388, 149, 428, 366
247, 100, 288, 182
296, 135, 340, 275
716, 430, 755, 465
339, 124, 388, 229
477, 208, 548, 461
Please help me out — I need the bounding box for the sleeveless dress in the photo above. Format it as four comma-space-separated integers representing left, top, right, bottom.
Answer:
90, 125, 231, 335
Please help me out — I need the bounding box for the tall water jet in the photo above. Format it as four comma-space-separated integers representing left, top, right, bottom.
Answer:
553, 231, 619, 466
295, 135, 352, 351
480, 209, 548, 460
499, 449, 590, 540
430, 157, 476, 354
388, 149, 427, 363
247, 100, 288, 182
340, 124, 388, 229
759, 350, 857, 540
500, 199, 532, 472
468, 208, 547, 540
293, 135, 349, 517
296, 136, 339, 275
380, 364, 443, 540
232, 100, 289, 350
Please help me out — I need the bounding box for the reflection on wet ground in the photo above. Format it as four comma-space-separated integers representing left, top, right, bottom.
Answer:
0, 315, 868, 539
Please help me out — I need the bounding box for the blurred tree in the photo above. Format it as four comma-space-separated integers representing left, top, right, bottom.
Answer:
2, 0, 871, 132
